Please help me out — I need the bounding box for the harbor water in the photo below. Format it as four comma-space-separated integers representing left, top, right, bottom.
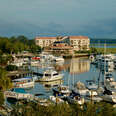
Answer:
26, 57, 116, 99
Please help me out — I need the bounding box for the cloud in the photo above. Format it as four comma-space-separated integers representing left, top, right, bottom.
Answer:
1, 17, 116, 38
0, 19, 65, 38
77, 18, 116, 38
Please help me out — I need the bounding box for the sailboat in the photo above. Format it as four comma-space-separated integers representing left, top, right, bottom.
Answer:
66, 58, 85, 105
100, 44, 116, 103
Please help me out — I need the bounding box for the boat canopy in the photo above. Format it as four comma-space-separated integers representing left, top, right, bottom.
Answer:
11, 88, 26, 93
12, 77, 32, 82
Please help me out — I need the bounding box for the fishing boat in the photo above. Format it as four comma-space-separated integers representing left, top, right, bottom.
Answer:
4, 88, 34, 101
12, 76, 35, 88
38, 68, 63, 82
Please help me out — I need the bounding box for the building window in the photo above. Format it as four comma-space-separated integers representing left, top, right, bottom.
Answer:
71, 40, 73, 44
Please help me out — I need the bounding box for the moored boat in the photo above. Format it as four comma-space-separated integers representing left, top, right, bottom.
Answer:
66, 95, 84, 105
73, 81, 89, 96
12, 77, 35, 88
52, 85, 71, 97
4, 88, 34, 101
38, 68, 63, 82
49, 96, 64, 104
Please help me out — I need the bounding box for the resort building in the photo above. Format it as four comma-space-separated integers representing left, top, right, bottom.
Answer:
49, 41, 73, 53
69, 36, 90, 51
35, 36, 90, 51
35, 37, 56, 48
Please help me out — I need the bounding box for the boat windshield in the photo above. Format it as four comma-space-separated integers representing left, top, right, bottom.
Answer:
45, 74, 51, 77
53, 73, 59, 76
105, 74, 112, 77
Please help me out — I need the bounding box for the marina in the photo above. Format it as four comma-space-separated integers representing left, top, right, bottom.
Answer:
2, 51, 116, 115
5, 55, 116, 101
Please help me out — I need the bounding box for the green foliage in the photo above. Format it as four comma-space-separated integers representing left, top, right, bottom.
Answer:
0, 92, 4, 106
0, 68, 12, 106
96, 48, 116, 54
6, 65, 18, 71
0, 35, 41, 54
90, 47, 98, 54
0, 68, 12, 91
8, 101, 116, 116
75, 50, 90, 54
0, 54, 12, 66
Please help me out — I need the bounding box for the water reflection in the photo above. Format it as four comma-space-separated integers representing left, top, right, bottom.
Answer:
39, 80, 63, 90
70, 58, 90, 74
28, 57, 92, 98
54, 58, 90, 74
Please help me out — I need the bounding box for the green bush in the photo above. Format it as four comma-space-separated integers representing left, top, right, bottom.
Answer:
6, 65, 18, 71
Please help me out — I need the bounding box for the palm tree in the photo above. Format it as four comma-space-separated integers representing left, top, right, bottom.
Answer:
0, 68, 12, 90
0, 68, 13, 106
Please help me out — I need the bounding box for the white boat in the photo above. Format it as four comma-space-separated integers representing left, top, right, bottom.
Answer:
49, 96, 64, 104
104, 73, 116, 92
52, 85, 71, 97
12, 77, 35, 88
38, 68, 63, 82
30, 60, 40, 66
53, 56, 64, 62
104, 72, 114, 82
101, 57, 114, 68
86, 80, 98, 90
67, 95, 84, 105
39, 52, 55, 62
113, 59, 116, 69
4, 88, 34, 100
73, 81, 89, 96
36, 98, 52, 106
102, 94, 116, 103
10, 62, 23, 67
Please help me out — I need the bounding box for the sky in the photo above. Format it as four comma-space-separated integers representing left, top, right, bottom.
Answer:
0, 0, 116, 39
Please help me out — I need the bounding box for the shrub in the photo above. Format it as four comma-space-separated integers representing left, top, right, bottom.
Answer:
6, 65, 18, 71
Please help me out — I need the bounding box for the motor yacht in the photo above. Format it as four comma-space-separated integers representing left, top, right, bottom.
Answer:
38, 68, 63, 82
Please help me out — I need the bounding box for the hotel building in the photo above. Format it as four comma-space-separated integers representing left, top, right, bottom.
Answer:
35, 37, 56, 48
35, 36, 90, 51
69, 36, 90, 51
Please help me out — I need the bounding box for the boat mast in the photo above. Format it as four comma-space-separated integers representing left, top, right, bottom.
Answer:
103, 43, 106, 87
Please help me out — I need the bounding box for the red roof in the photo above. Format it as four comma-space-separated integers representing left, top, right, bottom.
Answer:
32, 57, 40, 60
35, 37, 56, 40
69, 36, 89, 39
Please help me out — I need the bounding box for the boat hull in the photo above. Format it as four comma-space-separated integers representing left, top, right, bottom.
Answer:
14, 81, 35, 88
38, 75, 63, 82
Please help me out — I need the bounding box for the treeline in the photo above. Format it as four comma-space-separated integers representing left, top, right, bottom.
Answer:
90, 38, 116, 44
0, 35, 41, 54
9, 101, 116, 116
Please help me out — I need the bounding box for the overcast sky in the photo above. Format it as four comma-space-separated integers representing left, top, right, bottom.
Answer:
0, 0, 116, 38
